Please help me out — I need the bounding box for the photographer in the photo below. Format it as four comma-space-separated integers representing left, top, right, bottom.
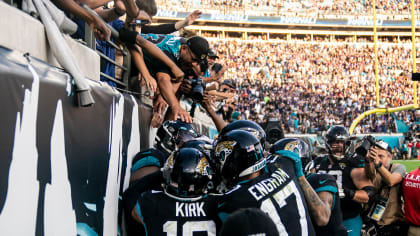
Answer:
204, 63, 226, 91
311, 126, 375, 236
178, 67, 227, 132
202, 50, 220, 82
207, 79, 235, 101
364, 141, 407, 235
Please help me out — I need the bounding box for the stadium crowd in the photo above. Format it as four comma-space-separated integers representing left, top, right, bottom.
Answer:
156, 0, 419, 17
208, 39, 419, 134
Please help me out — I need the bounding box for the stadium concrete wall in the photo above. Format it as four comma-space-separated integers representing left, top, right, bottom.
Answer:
0, 1, 100, 81
0, 46, 216, 235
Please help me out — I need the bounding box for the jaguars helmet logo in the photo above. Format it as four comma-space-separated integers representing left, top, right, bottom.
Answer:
216, 141, 236, 161
196, 157, 211, 176
284, 141, 302, 155
164, 153, 175, 171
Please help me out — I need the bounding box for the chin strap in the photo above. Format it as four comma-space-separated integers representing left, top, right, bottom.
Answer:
331, 153, 345, 160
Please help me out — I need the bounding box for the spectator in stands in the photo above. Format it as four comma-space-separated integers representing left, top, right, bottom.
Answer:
205, 64, 226, 91
403, 165, 420, 236
143, 9, 202, 34
78, 0, 150, 24
365, 140, 407, 235
202, 49, 219, 80
119, 30, 210, 123
128, 8, 203, 92
91, 1, 128, 86
155, 0, 416, 17
204, 39, 415, 137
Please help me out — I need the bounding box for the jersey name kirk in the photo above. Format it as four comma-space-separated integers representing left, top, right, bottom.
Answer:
175, 202, 206, 217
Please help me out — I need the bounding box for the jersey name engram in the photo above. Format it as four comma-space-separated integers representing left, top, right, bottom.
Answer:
248, 169, 290, 201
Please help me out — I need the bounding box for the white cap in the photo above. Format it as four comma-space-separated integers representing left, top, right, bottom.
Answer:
376, 140, 391, 153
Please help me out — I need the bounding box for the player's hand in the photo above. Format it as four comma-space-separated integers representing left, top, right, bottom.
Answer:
275, 150, 304, 178
89, 15, 111, 41
171, 104, 193, 123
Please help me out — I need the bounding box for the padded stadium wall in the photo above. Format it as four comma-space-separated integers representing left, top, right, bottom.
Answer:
0, 46, 216, 235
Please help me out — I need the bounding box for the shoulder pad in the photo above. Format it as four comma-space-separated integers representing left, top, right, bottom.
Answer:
306, 173, 338, 193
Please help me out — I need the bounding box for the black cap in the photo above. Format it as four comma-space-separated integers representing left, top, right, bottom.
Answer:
186, 36, 209, 62
222, 79, 235, 89
208, 49, 219, 59
220, 208, 279, 236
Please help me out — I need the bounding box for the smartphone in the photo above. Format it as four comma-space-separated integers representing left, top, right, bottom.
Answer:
130, 19, 147, 26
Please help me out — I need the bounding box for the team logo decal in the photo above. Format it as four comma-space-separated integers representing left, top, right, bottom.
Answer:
215, 141, 236, 163
196, 157, 211, 176
284, 141, 301, 154
165, 154, 175, 170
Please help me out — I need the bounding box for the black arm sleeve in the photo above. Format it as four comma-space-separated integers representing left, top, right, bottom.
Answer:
141, 24, 177, 34
122, 170, 163, 212
362, 186, 376, 204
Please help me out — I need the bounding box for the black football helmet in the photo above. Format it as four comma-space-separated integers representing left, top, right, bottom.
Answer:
214, 130, 265, 190
271, 138, 312, 174
181, 138, 219, 193
163, 148, 213, 198
181, 138, 213, 161
219, 120, 267, 150
155, 120, 198, 156
325, 125, 351, 160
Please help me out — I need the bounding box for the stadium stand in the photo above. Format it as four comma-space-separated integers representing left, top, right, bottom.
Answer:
209, 39, 418, 133
157, 0, 420, 17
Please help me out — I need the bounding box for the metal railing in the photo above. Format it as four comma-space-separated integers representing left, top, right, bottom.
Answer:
4, 0, 132, 90
82, 5, 131, 89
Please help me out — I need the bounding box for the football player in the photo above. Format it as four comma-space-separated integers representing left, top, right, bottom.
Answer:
217, 120, 267, 149
214, 130, 316, 235
130, 119, 199, 182
271, 138, 347, 236
127, 148, 219, 235
312, 126, 375, 236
